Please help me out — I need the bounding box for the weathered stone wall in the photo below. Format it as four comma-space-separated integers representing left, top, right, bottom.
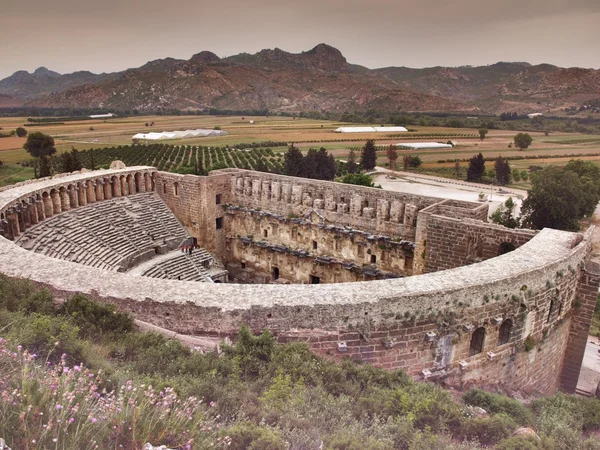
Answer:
223, 206, 414, 279
420, 214, 538, 273
226, 239, 399, 284
0, 167, 598, 395
225, 169, 449, 239
154, 171, 232, 253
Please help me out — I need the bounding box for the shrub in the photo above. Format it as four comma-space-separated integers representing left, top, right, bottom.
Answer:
495, 436, 546, 450
9, 313, 84, 364
463, 389, 533, 425
524, 335, 536, 352
60, 294, 133, 338
225, 422, 286, 450
0, 339, 220, 449
20, 289, 56, 315
457, 415, 517, 445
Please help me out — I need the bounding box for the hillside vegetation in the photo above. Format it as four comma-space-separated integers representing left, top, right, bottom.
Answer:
1, 274, 600, 449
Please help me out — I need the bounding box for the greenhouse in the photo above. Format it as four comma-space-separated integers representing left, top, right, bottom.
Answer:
334, 126, 408, 133
132, 129, 229, 140
395, 142, 453, 149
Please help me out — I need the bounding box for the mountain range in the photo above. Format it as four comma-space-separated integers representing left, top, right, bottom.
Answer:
1, 44, 598, 114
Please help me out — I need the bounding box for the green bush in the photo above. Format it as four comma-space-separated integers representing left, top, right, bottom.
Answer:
225, 422, 286, 450
326, 431, 393, 450
457, 415, 517, 445
60, 294, 133, 338
532, 393, 600, 434
9, 314, 83, 364
495, 436, 546, 450
463, 389, 534, 426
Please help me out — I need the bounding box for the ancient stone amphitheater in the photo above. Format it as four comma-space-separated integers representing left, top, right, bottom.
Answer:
1, 164, 598, 395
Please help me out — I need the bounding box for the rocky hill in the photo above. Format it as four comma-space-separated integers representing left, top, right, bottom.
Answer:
1, 44, 599, 114
376, 63, 600, 113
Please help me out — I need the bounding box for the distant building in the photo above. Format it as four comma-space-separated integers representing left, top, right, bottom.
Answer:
132, 129, 229, 141
89, 113, 115, 119
335, 126, 408, 133
527, 113, 544, 119
395, 142, 452, 149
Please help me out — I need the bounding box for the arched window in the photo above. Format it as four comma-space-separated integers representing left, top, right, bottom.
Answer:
547, 299, 559, 323
469, 327, 486, 356
498, 242, 516, 255
163, 182, 167, 194
498, 319, 512, 345
174, 183, 179, 196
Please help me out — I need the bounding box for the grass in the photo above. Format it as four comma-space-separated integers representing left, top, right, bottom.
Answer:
0, 115, 599, 186
0, 164, 35, 187
2, 275, 600, 449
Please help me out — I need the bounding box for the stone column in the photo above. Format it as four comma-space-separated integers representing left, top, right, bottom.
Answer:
87, 182, 96, 203
128, 176, 135, 195
51, 191, 61, 214
20, 203, 31, 230
95, 181, 105, 202
7, 208, 20, 238
79, 183, 88, 207
29, 200, 39, 225
103, 180, 112, 200
36, 198, 45, 222
43, 195, 54, 217
120, 177, 128, 196
69, 186, 79, 209
60, 189, 70, 212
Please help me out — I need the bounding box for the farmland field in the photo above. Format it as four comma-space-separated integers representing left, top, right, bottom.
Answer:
1, 114, 600, 188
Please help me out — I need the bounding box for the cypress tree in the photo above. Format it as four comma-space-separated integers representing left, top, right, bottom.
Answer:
466, 153, 485, 182
360, 140, 377, 171
494, 156, 511, 185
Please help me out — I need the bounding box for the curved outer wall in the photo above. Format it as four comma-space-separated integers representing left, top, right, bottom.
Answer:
0, 167, 599, 395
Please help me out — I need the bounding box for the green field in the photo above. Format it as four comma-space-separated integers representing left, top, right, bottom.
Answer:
1, 114, 600, 187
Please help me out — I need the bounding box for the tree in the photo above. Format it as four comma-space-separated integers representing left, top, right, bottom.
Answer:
454, 160, 461, 179
520, 170, 529, 182
23, 132, 56, 159
514, 133, 533, 150
466, 153, 485, 182
520, 166, 586, 231
404, 155, 421, 168
89, 150, 96, 171
58, 148, 83, 173
490, 197, 519, 228
386, 144, 398, 171
37, 154, 53, 178
564, 159, 600, 217
316, 147, 336, 181
24, 132, 56, 178
342, 173, 375, 187
512, 169, 521, 182
494, 156, 511, 185
360, 139, 377, 171
302, 148, 318, 178
283, 145, 304, 177
346, 149, 358, 174
15, 127, 27, 138
478, 128, 488, 141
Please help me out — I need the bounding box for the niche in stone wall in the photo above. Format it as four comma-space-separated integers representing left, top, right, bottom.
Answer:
498, 242, 516, 255
498, 319, 513, 345
469, 327, 486, 356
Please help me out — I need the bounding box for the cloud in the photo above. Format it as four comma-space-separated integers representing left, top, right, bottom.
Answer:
0, 0, 598, 79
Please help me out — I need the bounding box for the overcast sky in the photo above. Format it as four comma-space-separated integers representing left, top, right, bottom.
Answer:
1, 0, 598, 79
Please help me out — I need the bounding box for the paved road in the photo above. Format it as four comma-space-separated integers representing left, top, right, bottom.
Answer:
372, 168, 526, 215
